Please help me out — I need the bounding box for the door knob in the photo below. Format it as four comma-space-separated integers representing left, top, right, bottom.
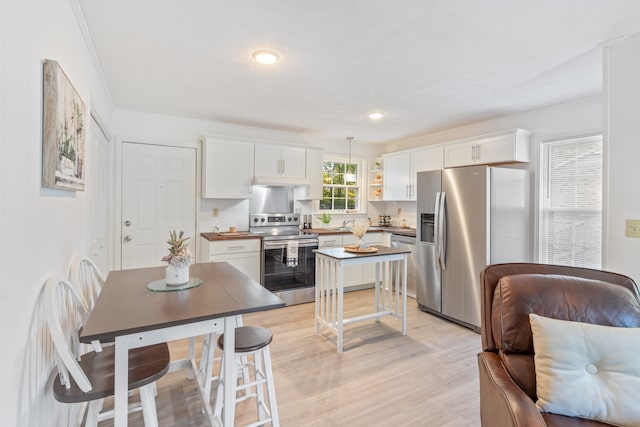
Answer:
123, 235, 132, 242
124, 220, 131, 226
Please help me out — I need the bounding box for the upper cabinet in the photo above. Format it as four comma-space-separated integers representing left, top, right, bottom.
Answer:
297, 148, 323, 200
202, 138, 254, 199
383, 145, 444, 201
254, 143, 307, 185
383, 152, 411, 201
444, 128, 530, 168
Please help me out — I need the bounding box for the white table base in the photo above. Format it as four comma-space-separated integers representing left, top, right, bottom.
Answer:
314, 251, 408, 353
113, 317, 237, 426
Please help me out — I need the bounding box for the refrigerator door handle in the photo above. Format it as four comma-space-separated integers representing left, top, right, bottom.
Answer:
434, 191, 441, 264
438, 192, 447, 270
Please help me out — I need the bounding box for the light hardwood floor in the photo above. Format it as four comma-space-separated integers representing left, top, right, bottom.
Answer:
100, 289, 482, 426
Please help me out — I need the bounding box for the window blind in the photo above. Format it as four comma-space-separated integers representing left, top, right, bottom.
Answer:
540, 135, 602, 268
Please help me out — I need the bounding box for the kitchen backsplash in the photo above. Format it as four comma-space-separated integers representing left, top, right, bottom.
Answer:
199, 198, 250, 233
199, 196, 418, 234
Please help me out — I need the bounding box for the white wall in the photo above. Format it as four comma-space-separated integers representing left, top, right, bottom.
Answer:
112, 109, 385, 236
1, 0, 112, 425
604, 33, 640, 283
383, 95, 602, 257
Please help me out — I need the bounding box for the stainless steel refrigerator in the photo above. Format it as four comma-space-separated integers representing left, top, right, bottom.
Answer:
416, 165, 530, 331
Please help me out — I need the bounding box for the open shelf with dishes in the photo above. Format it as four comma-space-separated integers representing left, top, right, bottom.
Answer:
368, 167, 384, 201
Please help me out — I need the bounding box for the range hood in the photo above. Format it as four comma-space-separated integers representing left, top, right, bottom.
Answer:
252, 176, 309, 186
250, 186, 294, 213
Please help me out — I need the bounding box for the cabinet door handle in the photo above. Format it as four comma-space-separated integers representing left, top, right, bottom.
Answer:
282, 159, 285, 175
228, 246, 245, 250
476, 144, 481, 160
471, 144, 475, 160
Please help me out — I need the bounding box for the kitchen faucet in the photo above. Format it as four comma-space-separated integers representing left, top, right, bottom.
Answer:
342, 218, 355, 228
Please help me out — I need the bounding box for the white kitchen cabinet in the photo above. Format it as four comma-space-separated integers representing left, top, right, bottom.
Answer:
254, 143, 307, 184
317, 234, 364, 289
382, 152, 411, 201
201, 138, 254, 198
317, 235, 342, 249
200, 237, 261, 282
444, 128, 530, 168
343, 232, 384, 285
383, 145, 443, 201
297, 148, 324, 200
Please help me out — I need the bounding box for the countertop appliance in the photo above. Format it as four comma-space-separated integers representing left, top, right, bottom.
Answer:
250, 213, 319, 306
416, 166, 530, 331
390, 234, 417, 298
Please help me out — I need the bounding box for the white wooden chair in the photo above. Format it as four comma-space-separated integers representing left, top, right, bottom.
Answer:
68, 256, 105, 312
44, 277, 171, 426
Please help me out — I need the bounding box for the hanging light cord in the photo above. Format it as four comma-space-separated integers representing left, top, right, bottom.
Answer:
347, 136, 353, 164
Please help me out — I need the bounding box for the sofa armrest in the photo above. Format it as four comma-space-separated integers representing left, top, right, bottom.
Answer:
478, 352, 546, 427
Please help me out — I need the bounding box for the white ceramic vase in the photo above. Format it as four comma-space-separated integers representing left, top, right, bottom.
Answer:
166, 264, 189, 285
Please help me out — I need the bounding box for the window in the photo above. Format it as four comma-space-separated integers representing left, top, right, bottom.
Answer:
319, 159, 361, 212
540, 135, 602, 268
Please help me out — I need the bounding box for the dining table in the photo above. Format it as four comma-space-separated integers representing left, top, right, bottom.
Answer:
80, 262, 285, 427
314, 245, 410, 353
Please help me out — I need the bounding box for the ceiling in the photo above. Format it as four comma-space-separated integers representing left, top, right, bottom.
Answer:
79, 1, 640, 144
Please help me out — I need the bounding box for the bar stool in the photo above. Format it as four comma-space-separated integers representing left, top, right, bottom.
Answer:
213, 326, 279, 427
198, 315, 248, 403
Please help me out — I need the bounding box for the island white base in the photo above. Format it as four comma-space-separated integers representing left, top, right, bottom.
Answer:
314, 245, 409, 353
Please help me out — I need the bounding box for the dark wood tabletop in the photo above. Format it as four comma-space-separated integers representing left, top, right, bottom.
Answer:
80, 262, 285, 343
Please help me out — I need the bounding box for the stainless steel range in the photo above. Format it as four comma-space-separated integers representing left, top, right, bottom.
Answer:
250, 213, 319, 305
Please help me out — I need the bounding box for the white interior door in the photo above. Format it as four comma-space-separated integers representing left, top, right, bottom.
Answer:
121, 142, 196, 269
87, 115, 111, 274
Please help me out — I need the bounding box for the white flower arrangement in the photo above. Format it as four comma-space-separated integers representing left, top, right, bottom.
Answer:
351, 223, 368, 240
161, 230, 193, 268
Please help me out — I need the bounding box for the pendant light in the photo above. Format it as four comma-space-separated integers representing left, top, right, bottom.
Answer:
344, 137, 356, 182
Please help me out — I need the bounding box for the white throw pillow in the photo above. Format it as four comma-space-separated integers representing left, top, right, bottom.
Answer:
529, 313, 640, 427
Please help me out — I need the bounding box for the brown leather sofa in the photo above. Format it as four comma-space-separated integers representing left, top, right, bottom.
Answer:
477, 263, 640, 427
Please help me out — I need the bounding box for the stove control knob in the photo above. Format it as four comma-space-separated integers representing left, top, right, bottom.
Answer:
287, 217, 292, 222
253, 218, 259, 223
293, 217, 298, 222
260, 218, 266, 222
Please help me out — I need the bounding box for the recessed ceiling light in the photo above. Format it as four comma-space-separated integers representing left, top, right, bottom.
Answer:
252, 50, 280, 65
369, 112, 384, 120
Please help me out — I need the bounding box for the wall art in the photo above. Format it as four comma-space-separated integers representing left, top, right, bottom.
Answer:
42, 59, 86, 191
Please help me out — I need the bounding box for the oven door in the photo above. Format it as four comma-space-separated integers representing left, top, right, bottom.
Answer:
261, 238, 318, 300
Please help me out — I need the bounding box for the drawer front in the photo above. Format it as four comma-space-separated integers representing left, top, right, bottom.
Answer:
209, 253, 260, 283
318, 236, 342, 248
209, 239, 261, 255
343, 232, 383, 246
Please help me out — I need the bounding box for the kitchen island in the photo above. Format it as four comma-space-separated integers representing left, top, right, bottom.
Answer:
314, 245, 411, 353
